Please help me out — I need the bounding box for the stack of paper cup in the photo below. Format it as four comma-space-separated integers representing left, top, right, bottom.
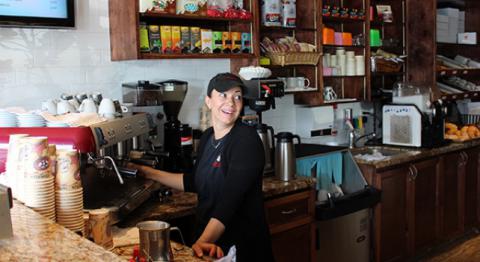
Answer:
338, 54, 346, 75
346, 58, 356, 76
22, 137, 56, 221
5, 134, 28, 192
355, 55, 365, 75
55, 149, 84, 233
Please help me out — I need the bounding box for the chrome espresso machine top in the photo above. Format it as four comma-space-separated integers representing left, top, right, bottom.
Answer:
0, 114, 163, 223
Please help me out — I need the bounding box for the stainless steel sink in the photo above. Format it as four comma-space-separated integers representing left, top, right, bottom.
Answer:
351, 146, 421, 159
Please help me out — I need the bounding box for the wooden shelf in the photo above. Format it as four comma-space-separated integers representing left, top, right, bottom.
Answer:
323, 75, 365, 78
322, 16, 365, 23
140, 12, 252, 23
260, 26, 316, 32
372, 72, 405, 77
323, 44, 365, 48
140, 53, 255, 59
437, 68, 480, 76
440, 91, 480, 101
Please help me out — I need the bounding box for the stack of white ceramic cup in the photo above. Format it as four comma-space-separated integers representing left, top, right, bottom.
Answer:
346, 51, 356, 76
355, 55, 366, 75
55, 149, 84, 233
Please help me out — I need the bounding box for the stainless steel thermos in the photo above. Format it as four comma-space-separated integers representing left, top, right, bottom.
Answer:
274, 132, 301, 181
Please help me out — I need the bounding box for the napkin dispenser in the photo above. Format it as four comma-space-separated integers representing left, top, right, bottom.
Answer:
0, 185, 13, 239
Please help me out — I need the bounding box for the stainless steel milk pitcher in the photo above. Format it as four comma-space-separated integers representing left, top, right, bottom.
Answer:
137, 220, 184, 262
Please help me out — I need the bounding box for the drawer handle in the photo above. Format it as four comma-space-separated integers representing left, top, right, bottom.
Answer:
281, 208, 297, 215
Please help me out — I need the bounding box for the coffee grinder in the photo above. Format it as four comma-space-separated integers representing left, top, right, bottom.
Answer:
122, 80, 193, 173
243, 78, 285, 174
158, 80, 193, 173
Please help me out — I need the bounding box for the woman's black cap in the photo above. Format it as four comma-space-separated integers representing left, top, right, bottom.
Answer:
207, 73, 246, 97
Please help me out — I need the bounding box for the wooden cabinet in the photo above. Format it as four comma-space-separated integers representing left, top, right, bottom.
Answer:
438, 151, 466, 239
407, 158, 439, 255
359, 145, 480, 262
371, 165, 409, 262
264, 189, 316, 262
464, 147, 480, 229
108, 0, 259, 61
363, 157, 440, 262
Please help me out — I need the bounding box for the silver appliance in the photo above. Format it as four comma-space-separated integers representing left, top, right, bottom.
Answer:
243, 78, 285, 175
256, 124, 275, 174
0, 185, 13, 239
382, 104, 423, 147
274, 132, 301, 181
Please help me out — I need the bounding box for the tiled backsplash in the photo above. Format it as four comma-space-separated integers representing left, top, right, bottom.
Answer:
0, 0, 229, 128
0, 0, 367, 140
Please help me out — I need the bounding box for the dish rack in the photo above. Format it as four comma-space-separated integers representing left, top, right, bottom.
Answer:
461, 114, 480, 125
266, 52, 321, 66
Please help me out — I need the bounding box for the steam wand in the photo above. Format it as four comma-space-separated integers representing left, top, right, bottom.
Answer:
87, 153, 124, 185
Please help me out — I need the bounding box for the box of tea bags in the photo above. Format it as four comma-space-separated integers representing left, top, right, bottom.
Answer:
231, 32, 242, 53
180, 26, 191, 52
190, 27, 201, 53
160, 25, 172, 53
148, 25, 161, 53
212, 31, 223, 53
171, 26, 181, 53
222, 31, 232, 53
201, 29, 213, 53
241, 32, 251, 53
139, 22, 151, 52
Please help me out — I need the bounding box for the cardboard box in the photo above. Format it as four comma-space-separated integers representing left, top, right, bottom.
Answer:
148, 25, 161, 53
458, 32, 477, 45
437, 22, 448, 31
212, 31, 223, 52
241, 33, 251, 53
190, 27, 201, 52
180, 26, 191, 52
222, 32, 232, 52
436, 14, 449, 23
201, 29, 212, 53
231, 32, 242, 53
437, 8, 459, 18
171, 26, 181, 53
160, 25, 172, 53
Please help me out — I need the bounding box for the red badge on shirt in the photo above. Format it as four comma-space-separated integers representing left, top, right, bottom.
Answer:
212, 155, 221, 168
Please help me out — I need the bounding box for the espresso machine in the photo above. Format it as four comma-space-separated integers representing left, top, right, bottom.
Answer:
0, 114, 164, 223
243, 78, 285, 174
122, 80, 193, 173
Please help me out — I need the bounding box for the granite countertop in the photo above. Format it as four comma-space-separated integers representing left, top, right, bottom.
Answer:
352, 139, 480, 170
119, 176, 316, 227
0, 201, 123, 262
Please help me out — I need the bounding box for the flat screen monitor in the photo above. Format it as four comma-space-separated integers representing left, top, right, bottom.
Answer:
0, 0, 75, 28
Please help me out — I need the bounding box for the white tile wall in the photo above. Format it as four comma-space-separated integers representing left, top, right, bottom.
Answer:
0, 0, 230, 128
0, 0, 369, 139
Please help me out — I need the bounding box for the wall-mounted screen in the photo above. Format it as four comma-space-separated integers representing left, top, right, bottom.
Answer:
0, 0, 75, 28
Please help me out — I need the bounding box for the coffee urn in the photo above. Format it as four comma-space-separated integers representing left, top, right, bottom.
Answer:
274, 132, 301, 181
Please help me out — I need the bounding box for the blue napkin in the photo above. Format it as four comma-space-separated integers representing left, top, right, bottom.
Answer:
296, 152, 343, 190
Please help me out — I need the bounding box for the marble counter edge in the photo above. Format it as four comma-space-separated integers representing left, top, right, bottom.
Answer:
354, 140, 480, 169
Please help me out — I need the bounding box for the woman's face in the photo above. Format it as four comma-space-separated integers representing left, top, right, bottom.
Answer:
206, 87, 243, 128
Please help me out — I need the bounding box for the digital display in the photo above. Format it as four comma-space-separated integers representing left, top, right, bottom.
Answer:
0, 0, 68, 19
0, 0, 74, 28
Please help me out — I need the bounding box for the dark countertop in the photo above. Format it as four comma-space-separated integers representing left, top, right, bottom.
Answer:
119, 176, 316, 227
352, 139, 480, 170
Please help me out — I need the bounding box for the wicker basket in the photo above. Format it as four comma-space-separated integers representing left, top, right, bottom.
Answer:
371, 57, 403, 73
266, 52, 322, 66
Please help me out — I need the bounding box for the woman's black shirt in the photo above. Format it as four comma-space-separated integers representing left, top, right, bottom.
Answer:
183, 121, 274, 261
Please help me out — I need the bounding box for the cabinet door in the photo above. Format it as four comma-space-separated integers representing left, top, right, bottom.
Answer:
374, 166, 409, 262
465, 148, 480, 229
440, 151, 465, 239
271, 223, 312, 262
407, 158, 439, 255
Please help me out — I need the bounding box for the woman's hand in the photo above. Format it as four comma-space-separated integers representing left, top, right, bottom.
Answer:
192, 241, 224, 259
126, 162, 151, 179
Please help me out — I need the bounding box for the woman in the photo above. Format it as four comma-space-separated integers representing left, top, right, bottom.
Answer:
129, 73, 274, 261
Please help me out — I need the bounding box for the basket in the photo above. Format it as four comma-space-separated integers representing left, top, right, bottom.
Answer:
371, 57, 403, 73
266, 52, 322, 66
